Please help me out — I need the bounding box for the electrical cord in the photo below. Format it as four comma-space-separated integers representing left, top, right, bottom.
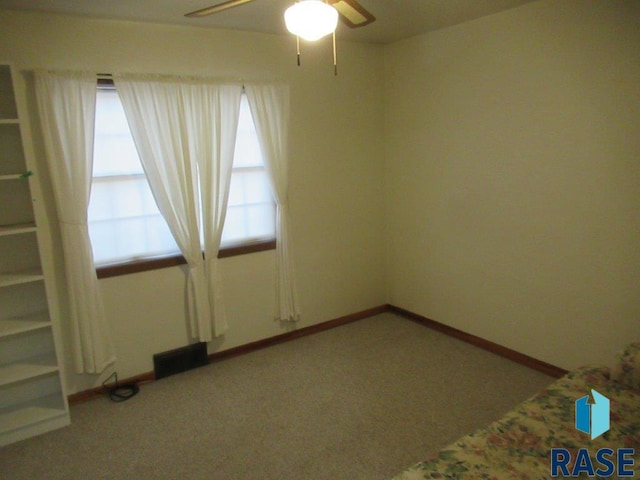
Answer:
102, 372, 140, 403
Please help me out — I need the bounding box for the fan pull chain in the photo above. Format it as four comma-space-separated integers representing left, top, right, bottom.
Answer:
296, 35, 301, 66
333, 30, 338, 76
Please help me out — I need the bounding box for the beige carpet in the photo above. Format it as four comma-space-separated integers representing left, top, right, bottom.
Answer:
0, 313, 554, 479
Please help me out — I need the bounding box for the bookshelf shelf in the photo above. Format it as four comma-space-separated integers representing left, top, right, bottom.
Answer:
0, 363, 59, 388
0, 222, 37, 236
0, 314, 51, 338
0, 407, 68, 436
0, 269, 44, 287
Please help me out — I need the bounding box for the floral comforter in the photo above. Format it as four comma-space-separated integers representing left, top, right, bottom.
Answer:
391, 343, 640, 480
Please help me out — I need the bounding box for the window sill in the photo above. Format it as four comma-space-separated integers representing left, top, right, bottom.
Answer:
96, 239, 276, 279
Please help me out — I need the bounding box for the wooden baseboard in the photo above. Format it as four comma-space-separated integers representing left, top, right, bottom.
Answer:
68, 303, 566, 405
68, 305, 388, 405
67, 371, 155, 405
209, 305, 389, 363
387, 304, 568, 378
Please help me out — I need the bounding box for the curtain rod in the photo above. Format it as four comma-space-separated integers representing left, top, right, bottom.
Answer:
55, 71, 281, 88
96, 73, 247, 91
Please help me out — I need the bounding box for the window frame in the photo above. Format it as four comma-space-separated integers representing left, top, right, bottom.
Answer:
93, 78, 276, 279
96, 239, 276, 279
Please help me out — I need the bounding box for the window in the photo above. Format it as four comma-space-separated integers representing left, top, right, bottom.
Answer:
88, 85, 275, 267
222, 96, 276, 247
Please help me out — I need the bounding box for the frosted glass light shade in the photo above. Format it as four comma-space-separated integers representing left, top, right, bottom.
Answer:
284, 1, 339, 41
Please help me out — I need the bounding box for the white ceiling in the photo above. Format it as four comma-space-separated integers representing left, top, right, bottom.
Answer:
0, 0, 538, 44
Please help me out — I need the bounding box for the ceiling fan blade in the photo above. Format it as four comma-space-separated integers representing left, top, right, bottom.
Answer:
185, 0, 256, 18
328, 0, 376, 28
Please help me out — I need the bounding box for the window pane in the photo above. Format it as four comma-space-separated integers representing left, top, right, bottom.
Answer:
93, 89, 143, 176
221, 202, 275, 245
227, 169, 273, 207
89, 176, 156, 220
221, 96, 276, 246
89, 88, 180, 265
247, 203, 277, 239
89, 214, 178, 264
233, 97, 264, 168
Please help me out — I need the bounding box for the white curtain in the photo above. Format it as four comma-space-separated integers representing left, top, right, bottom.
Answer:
114, 74, 242, 340
245, 82, 300, 321
35, 71, 116, 374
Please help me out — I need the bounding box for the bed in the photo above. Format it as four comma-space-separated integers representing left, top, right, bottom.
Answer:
391, 343, 640, 479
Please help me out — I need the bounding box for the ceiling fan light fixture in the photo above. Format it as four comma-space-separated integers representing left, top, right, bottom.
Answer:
284, 1, 339, 41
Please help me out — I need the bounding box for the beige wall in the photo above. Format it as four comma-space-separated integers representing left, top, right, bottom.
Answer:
0, 10, 386, 394
384, 0, 640, 370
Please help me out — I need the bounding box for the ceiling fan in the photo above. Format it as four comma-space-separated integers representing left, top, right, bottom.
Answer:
185, 0, 376, 74
185, 0, 376, 29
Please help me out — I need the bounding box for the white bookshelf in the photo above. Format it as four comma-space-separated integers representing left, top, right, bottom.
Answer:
0, 62, 70, 446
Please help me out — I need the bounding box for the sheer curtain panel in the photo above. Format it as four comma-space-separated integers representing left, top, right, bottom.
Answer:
193, 85, 243, 338
114, 74, 242, 340
245, 82, 300, 322
35, 70, 116, 374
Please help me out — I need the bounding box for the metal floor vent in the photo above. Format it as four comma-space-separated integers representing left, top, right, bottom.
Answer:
153, 342, 209, 380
